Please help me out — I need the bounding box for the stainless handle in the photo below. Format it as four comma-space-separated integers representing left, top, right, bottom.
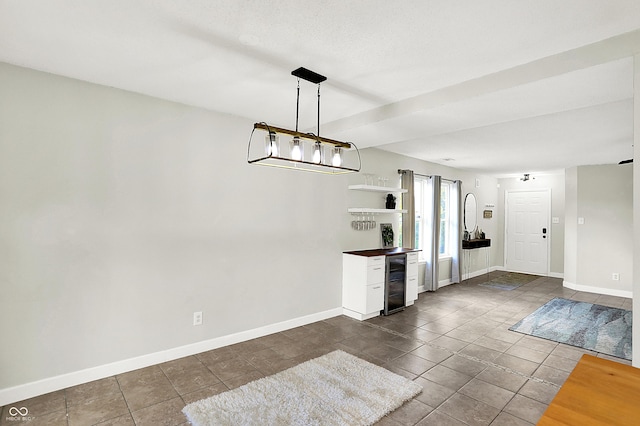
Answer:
372, 286, 381, 289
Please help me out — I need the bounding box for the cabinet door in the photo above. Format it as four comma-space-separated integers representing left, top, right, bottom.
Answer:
343, 254, 385, 316
406, 276, 418, 304
366, 283, 384, 314
406, 252, 419, 303
367, 264, 385, 285
407, 252, 418, 278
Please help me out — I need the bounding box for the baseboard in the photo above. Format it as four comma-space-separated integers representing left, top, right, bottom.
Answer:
438, 278, 453, 288
418, 267, 502, 293
0, 307, 343, 406
563, 281, 632, 299
418, 278, 453, 292
342, 307, 380, 321
494, 266, 563, 279
463, 267, 496, 280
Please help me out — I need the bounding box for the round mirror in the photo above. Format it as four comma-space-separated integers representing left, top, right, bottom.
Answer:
464, 193, 477, 233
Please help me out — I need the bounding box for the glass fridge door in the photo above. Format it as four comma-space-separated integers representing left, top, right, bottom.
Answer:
384, 254, 406, 315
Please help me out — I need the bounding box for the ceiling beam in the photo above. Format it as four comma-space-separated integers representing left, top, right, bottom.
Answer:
321, 28, 640, 136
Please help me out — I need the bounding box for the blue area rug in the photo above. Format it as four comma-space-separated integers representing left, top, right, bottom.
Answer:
509, 297, 632, 360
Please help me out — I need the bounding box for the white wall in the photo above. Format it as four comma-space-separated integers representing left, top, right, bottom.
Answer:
564, 168, 578, 284
343, 148, 499, 289
0, 62, 346, 400
497, 173, 566, 277
4, 59, 629, 398
564, 164, 633, 297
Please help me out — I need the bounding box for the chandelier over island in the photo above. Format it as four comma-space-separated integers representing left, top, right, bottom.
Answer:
247, 67, 361, 174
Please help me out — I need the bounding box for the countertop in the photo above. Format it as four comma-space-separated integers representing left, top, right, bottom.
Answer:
343, 247, 421, 257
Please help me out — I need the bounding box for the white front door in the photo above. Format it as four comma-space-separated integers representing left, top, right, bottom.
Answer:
505, 190, 550, 275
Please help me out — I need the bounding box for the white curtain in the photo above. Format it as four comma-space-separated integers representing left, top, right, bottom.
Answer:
399, 169, 415, 248
424, 176, 441, 291
450, 180, 463, 284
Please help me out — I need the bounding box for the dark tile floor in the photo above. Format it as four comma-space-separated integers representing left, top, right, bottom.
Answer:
1, 271, 632, 425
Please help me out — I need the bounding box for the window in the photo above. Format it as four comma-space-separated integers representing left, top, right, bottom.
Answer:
414, 177, 453, 259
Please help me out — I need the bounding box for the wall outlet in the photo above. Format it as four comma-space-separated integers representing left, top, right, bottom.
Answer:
612, 273, 620, 281
193, 311, 203, 326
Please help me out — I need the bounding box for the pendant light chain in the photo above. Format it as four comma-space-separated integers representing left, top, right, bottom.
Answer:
317, 83, 321, 137
295, 78, 300, 133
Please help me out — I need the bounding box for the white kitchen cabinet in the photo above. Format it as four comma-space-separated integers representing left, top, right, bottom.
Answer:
406, 252, 419, 306
342, 248, 420, 321
342, 254, 385, 320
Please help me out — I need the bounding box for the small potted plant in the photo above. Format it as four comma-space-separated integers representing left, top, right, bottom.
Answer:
385, 194, 396, 209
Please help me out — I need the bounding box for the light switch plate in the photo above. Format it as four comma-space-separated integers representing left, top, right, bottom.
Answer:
552, 217, 560, 224
578, 217, 585, 225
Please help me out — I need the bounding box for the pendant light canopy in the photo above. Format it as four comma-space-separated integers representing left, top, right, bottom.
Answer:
247, 67, 361, 174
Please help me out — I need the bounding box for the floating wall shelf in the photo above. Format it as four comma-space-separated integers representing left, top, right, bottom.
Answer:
348, 208, 408, 214
348, 184, 408, 193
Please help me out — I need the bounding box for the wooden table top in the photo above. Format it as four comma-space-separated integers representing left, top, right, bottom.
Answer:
343, 247, 421, 257
538, 354, 640, 425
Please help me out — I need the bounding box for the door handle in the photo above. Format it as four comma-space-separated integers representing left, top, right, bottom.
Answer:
542, 227, 547, 239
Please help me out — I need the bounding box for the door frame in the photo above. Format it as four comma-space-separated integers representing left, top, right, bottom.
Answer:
503, 189, 551, 276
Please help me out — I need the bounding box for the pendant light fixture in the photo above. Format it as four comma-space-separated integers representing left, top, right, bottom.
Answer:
265, 133, 279, 156
312, 141, 323, 164
290, 137, 302, 161
332, 147, 343, 167
247, 67, 360, 174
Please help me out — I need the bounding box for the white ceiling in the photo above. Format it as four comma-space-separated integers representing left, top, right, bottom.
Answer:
2, 0, 640, 177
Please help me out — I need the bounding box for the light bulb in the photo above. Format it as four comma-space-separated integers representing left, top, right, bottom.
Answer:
312, 142, 322, 164
291, 137, 302, 161
265, 133, 279, 156
332, 147, 342, 167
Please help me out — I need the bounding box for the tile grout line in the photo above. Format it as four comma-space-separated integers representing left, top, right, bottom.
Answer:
361, 318, 562, 389
63, 388, 69, 426
113, 374, 136, 424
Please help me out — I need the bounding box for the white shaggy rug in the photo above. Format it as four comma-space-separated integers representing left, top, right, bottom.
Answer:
182, 350, 422, 425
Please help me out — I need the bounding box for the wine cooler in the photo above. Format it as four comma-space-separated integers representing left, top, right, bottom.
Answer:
382, 254, 406, 315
